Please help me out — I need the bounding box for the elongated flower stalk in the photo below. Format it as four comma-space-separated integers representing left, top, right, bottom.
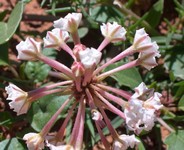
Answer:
5, 13, 163, 150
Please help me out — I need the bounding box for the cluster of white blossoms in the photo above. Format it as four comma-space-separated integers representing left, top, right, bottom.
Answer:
5, 12, 163, 150
124, 82, 163, 134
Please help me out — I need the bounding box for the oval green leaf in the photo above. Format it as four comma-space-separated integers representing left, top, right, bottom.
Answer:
165, 130, 184, 150
0, 1, 24, 44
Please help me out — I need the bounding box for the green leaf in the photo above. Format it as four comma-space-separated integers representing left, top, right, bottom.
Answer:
90, 5, 124, 23
164, 45, 184, 79
0, 138, 24, 150
104, 60, 142, 89
86, 110, 95, 146
145, 0, 164, 27
0, 1, 24, 44
169, 71, 176, 82
178, 95, 184, 111
78, 27, 89, 39
68, 27, 89, 42
22, 48, 56, 82
42, 48, 57, 59
65, 120, 72, 143
24, 61, 51, 83
165, 130, 184, 150
27, 94, 70, 132
0, 42, 9, 66
138, 138, 146, 150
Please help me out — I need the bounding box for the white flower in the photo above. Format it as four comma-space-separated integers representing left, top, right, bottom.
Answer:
53, 13, 82, 33
124, 99, 145, 134
138, 49, 161, 70
132, 82, 149, 98
23, 133, 44, 150
132, 82, 163, 110
113, 134, 140, 150
100, 22, 126, 43
133, 28, 159, 52
142, 109, 155, 131
124, 82, 163, 134
124, 100, 156, 134
133, 28, 161, 70
79, 47, 102, 69
43, 28, 69, 48
91, 109, 103, 121
16, 37, 41, 60
5, 83, 30, 115
144, 92, 163, 110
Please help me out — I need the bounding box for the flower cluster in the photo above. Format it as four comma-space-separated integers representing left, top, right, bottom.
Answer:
5, 12, 162, 150
124, 82, 163, 134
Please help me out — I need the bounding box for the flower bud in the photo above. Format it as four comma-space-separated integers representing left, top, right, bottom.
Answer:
73, 44, 86, 60
71, 61, 85, 77
91, 109, 103, 121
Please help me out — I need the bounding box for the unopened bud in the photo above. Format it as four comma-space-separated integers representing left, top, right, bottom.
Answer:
73, 44, 86, 60
91, 109, 103, 121
71, 61, 85, 77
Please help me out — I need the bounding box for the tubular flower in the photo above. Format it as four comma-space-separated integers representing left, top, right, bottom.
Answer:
100, 22, 126, 43
5, 83, 30, 115
132, 28, 161, 70
138, 49, 161, 70
124, 82, 163, 134
53, 13, 82, 33
23, 133, 44, 150
113, 134, 140, 150
7, 13, 163, 150
16, 37, 41, 60
43, 28, 69, 48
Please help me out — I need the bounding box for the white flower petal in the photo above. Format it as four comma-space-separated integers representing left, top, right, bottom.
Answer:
23, 133, 44, 150
133, 28, 160, 70
145, 92, 163, 110
53, 13, 82, 32
100, 22, 126, 42
92, 110, 103, 121
5, 83, 29, 115
16, 37, 41, 60
43, 28, 69, 48
113, 134, 140, 150
79, 47, 102, 68
124, 82, 162, 134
